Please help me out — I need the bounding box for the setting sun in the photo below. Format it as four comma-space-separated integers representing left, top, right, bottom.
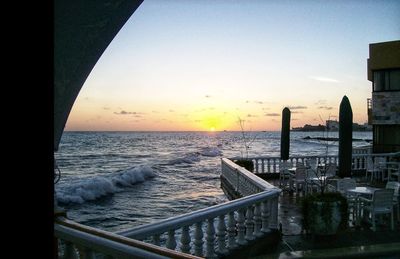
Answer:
210, 127, 215, 132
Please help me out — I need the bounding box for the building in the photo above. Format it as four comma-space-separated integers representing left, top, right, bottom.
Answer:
326, 120, 339, 131
367, 40, 400, 153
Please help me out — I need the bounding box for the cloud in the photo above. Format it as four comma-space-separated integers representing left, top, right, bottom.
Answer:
247, 114, 258, 118
254, 101, 263, 105
205, 95, 212, 98
309, 76, 340, 83
103, 107, 110, 110
114, 110, 144, 115
265, 113, 280, 117
318, 106, 333, 110
288, 106, 308, 110
169, 109, 175, 112
262, 107, 270, 110
291, 111, 303, 114
114, 110, 131, 115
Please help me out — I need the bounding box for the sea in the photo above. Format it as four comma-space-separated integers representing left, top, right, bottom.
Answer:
54, 131, 372, 233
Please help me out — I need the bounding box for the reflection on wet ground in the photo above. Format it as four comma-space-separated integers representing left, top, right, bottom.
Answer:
261, 177, 400, 258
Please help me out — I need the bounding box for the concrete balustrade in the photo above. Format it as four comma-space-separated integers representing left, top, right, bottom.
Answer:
230, 152, 399, 175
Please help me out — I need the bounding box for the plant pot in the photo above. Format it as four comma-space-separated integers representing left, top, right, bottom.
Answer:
235, 159, 254, 172
309, 200, 342, 235
301, 192, 348, 236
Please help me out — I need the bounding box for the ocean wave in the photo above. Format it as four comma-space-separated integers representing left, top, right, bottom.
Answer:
199, 147, 222, 157
56, 165, 156, 205
165, 153, 201, 165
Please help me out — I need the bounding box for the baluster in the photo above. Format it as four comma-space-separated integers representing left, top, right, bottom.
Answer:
166, 229, 177, 250
194, 222, 204, 257
63, 241, 78, 259
253, 202, 262, 237
269, 196, 279, 229
267, 159, 271, 173
245, 206, 255, 240
152, 234, 160, 246
255, 159, 259, 173
261, 200, 270, 233
236, 209, 247, 245
217, 215, 228, 255
261, 159, 265, 173
180, 226, 191, 254
273, 160, 277, 173
205, 218, 216, 258
226, 211, 237, 249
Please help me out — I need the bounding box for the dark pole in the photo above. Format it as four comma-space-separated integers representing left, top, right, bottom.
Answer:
281, 107, 291, 161
338, 96, 353, 178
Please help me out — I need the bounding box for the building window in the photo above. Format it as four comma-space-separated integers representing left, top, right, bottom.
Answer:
373, 69, 400, 92
373, 125, 400, 153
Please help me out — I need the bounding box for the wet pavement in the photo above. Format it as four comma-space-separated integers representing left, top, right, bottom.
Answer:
259, 177, 400, 258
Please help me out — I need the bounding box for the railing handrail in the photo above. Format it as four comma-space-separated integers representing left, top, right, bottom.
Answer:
55, 224, 169, 259
230, 151, 400, 161
55, 217, 200, 259
221, 158, 277, 190
229, 155, 338, 161
117, 189, 280, 239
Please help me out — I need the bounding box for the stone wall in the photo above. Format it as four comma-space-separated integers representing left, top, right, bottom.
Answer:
372, 91, 400, 125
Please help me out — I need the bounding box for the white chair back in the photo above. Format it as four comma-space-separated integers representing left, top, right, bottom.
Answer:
386, 181, 400, 200
306, 158, 317, 169
295, 166, 307, 181
325, 163, 336, 177
373, 189, 394, 210
366, 157, 375, 170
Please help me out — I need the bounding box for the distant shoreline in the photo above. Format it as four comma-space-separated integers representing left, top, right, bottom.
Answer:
303, 136, 372, 142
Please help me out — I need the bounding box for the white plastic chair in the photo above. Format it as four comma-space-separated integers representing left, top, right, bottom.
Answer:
387, 163, 400, 182
359, 189, 394, 231
325, 163, 337, 178
365, 157, 383, 182
337, 178, 357, 223
293, 165, 307, 194
279, 160, 292, 188
386, 181, 400, 221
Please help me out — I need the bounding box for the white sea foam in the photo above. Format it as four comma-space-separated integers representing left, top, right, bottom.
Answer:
167, 153, 201, 165
199, 147, 222, 157
56, 165, 156, 204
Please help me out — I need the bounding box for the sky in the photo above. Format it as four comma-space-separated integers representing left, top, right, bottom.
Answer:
65, 0, 400, 132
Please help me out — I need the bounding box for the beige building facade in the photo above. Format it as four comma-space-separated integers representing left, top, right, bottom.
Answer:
367, 40, 400, 153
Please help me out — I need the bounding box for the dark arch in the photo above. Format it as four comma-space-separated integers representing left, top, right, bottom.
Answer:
54, 0, 144, 151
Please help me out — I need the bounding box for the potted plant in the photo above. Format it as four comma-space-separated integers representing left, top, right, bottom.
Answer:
301, 192, 348, 235
301, 96, 353, 236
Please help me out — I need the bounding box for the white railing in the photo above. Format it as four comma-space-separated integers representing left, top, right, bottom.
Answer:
55, 156, 282, 259
221, 158, 278, 196
117, 189, 280, 258
352, 145, 372, 155
54, 217, 198, 259
233, 152, 400, 175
